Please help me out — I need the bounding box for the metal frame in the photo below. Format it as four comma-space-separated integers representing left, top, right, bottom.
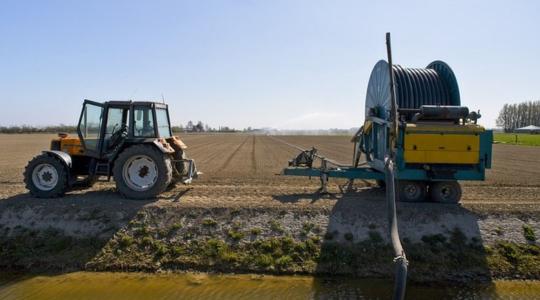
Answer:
77, 99, 105, 158
282, 126, 493, 184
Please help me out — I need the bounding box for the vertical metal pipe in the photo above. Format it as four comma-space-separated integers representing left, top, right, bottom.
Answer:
386, 33, 398, 157
84, 106, 88, 137
385, 159, 408, 300
385, 32, 408, 300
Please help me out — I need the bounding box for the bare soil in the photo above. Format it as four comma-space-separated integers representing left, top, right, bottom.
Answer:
1, 133, 538, 214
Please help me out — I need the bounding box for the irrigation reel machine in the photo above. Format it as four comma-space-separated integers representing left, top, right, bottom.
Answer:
284, 35, 493, 204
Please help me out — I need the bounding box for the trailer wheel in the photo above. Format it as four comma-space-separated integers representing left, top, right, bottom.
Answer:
24, 154, 69, 198
113, 144, 172, 199
430, 181, 462, 204
397, 180, 427, 202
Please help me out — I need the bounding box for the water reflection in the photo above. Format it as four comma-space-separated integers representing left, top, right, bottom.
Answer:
0, 272, 538, 300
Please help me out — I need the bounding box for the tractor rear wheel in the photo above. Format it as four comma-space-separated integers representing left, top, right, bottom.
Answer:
397, 180, 427, 202
430, 181, 462, 204
113, 144, 172, 199
24, 154, 69, 198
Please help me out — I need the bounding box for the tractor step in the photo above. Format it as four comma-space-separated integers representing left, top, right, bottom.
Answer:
95, 162, 110, 176
95, 176, 110, 182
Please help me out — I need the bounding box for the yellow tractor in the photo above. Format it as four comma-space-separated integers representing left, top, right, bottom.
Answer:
24, 100, 198, 199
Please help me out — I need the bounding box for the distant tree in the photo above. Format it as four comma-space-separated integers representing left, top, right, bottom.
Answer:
186, 121, 194, 131
496, 100, 540, 132
171, 125, 184, 133
195, 121, 204, 132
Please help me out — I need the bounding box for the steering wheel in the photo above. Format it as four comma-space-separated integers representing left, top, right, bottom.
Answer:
108, 124, 128, 149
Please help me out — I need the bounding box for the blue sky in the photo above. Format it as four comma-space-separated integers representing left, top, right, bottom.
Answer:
0, 0, 538, 129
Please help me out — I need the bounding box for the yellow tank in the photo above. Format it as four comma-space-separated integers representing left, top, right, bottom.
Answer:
403, 123, 484, 164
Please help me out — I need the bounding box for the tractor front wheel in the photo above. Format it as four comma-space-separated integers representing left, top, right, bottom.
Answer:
113, 144, 172, 200
24, 154, 69, 198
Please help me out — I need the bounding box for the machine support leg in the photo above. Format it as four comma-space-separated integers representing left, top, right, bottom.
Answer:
319, 173, 328, 194
345, 179, 355, 192
318, 159, 329, 194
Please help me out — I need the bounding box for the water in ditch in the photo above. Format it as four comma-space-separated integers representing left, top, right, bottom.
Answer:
0, 272, 538, 299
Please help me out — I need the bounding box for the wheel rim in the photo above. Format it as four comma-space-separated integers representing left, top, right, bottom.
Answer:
31, 163, 59, 191
439, 185, 454, 201
404, 183, 421, 200
122, 155, 158, 192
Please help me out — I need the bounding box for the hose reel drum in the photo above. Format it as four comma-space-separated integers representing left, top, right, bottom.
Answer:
362, 59, 483, 170
365, 60, 461, 121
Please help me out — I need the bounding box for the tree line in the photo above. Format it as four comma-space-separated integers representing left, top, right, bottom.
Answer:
496, 100, 540, 132
0, 122, 239, 134
0, 125, 77, 134
172, 121, 239, 133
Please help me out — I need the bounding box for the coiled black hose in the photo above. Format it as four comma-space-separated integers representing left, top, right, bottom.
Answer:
393, 66, 444, 108
365, 60, 461, 121
392, 61, 460, 109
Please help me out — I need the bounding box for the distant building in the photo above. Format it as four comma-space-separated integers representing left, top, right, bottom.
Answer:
514, 125, 540, 134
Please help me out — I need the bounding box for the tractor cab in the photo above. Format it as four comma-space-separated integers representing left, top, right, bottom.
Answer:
78, 100, 174, 158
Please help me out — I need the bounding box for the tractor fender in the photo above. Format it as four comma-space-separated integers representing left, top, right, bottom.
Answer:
42, 150, 72, 168
152, 139, 176, 154
169, 136, 188, 150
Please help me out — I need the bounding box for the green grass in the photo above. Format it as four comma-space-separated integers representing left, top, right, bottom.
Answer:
227, 229, 245, 241
202, 218, 218, 227
523, 225, 536, 242
118, 233, 134, 248
250, 227, 262, 236
269, 220, 284, 234
494, 133, 540, 146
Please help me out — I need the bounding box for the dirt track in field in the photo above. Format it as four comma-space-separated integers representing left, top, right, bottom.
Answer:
0, 133, 539, 214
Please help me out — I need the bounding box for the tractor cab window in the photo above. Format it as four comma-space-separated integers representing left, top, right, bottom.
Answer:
79, 103, 103, 151
156, 108, 171, 138
134, 106, 155, 137
105, 108, 123, 135
104, 107, 129, 149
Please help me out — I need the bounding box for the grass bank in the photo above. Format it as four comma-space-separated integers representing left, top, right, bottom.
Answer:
85, 226, 539, 282
1, 206, 538, 283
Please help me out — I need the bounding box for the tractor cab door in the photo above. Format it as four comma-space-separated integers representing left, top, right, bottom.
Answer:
155, 105, 172, 138
103, 106, 129, 152
77, 100, 104, 158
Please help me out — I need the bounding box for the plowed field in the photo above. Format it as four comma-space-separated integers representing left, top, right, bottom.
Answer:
0, 134, 539, 214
